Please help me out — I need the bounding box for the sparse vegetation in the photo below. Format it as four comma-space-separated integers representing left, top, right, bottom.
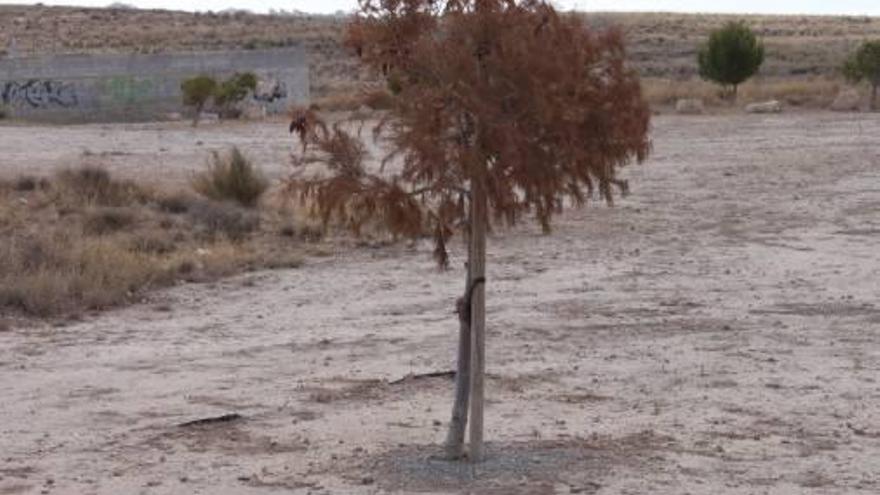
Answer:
0, 165, 307, 319
191, 147, 269, 208
843, 40, 880, 110
0, 232, 166, 317
215, 72, 258, 118
82, 206, 137, 235
181, 72, 260, 122
643, 77, 840, 109
4, 5, 880, 104
11, 175, 49, 192
55, 166, 147, 206
698, 21, 765, 98
186, 197, 261, 240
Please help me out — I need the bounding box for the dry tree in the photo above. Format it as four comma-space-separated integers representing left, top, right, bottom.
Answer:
286, 0, 651, 462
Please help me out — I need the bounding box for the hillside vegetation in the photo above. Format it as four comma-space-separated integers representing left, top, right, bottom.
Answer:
2, 5, 879, 101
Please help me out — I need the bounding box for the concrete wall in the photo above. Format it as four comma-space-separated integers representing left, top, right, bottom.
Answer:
0, 48, 309, 123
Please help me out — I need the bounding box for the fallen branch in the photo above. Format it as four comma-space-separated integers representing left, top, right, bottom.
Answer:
178, 413, 243, 428
847, 422, 880, 438
389, 371, 455, 385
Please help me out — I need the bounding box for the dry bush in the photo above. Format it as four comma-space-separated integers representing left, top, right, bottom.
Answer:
310, 88, 394, 113
12, 175, 49, 192
129, 231, 177, 255
191, 147, 269, 208
310, 93, 368, 112
642, 78, 722, 107
643, 76, 842, 109
156, 192, 195, 214
82, 207, 138, 235
361, 89, 395, 110
0, 233, 166, 317
185, 198, 261, 241
0, 169, 307, 320
739, 78, 841, 106
55, 166, 149, 206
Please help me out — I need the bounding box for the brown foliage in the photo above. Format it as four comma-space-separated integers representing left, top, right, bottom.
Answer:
288, 0, 651, 266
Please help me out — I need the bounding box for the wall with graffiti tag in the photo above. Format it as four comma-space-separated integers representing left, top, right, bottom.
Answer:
0, 47, 308, 123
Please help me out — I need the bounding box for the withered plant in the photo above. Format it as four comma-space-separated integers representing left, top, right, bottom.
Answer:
287, 0, 651, 462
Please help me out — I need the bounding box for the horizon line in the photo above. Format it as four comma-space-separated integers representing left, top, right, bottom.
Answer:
2, 3, 879, 18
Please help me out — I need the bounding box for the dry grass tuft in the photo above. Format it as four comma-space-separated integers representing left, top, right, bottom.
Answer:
82, 207, 138, 235
191, 147, 269, 208
642, 78, 722, 107
186, 198, 261, 241
738, 78, 841, 107
11, 175, 50, 192
0, 233, 166, 317
55, 166, 148, 206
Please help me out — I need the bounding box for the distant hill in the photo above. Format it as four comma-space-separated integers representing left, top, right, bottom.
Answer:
0, 5, 357, 99
2, 5, 879, 100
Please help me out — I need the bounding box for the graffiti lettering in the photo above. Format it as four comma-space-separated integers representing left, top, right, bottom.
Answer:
1, 80, 79, 108
254, 80, 287, 103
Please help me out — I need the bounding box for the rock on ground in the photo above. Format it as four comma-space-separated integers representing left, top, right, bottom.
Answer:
745, 100, 783, 114
675, 98, 705, 115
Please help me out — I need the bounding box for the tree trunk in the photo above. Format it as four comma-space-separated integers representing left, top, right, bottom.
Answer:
872, 83, 878, 111
192, 102, 203, 127
468, 164, 488, 463
443, 263, 473, 459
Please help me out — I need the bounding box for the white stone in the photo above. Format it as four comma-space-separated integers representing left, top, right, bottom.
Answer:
675, 98, 705, 115
745, 100, 783, 114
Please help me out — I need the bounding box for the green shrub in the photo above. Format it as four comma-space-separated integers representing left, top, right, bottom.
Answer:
698, 21, 765, 99
843, 40, 880, 110
181, 75, 218, 126
191, 147, 268, 208
215, 72, 258, 119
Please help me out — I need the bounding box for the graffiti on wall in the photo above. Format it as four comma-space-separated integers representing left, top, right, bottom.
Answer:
101, 76, 154, 105
253, 79, 288, 103
1, 80, 79, 108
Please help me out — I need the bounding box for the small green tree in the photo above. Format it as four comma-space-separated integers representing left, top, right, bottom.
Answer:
181, 75, 217, 126
215, 72, 258, 118
698, 21, 765, 99
843, 40, 880, 110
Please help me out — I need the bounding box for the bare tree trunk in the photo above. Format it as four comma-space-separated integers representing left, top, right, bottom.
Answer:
443, 263, 472, 459
468, 165, 488, 463
192, 102, 203, 127
872, 83, 878, 111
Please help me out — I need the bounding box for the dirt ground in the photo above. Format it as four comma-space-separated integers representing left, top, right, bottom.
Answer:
1, 112, 880, 494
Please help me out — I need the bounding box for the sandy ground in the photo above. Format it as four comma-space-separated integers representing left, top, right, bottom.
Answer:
1, 112, 880, 494
0, 119, 296, 185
